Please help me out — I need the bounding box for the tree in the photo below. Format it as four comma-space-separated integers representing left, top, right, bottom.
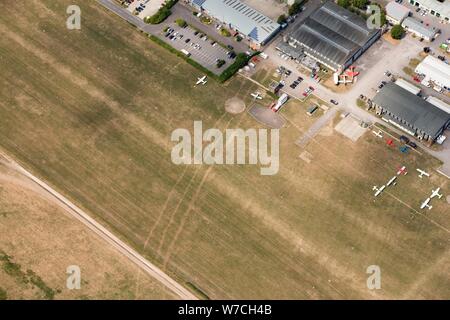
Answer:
288, 0, 305, 16
220, 28, 231, 37
391, 24, 405, 40
175, 18, 187, 28
277, 14, 287, 24
337, 0, 351, 9
352, 0, 369, 9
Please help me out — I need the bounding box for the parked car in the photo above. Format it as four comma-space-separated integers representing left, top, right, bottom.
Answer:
408, 141, 417, 148
330, 99, 338, 105
400, 135, 410, 144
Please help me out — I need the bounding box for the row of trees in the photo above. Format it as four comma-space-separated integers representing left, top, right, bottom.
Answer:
277, 0, 307, 26
337, 0, 369, 10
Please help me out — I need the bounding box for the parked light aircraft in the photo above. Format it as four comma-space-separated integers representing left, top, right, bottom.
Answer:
416, 168, 430, 179
373, 185, 386, 197
397, 166, 407, 175
251, 92, 263, 100
372, 130, 383, 138
420, 197, 432, 210
195, 76, 207, 86
431, 187, 443, 199
420, 188, 443, 210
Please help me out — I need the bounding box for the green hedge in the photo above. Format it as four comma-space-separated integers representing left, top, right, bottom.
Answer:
218, 53, 252, 83
147, 0, 178, 24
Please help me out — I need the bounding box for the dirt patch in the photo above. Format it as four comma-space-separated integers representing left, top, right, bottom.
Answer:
225, 97, 246, 114
248, 104, 286, 128
383, 33, 401, 45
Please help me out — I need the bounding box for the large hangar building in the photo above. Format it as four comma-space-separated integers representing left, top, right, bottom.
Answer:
280, 1, 381, 73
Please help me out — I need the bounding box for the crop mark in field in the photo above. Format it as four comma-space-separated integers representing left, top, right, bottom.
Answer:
161, 115, 244, 269
163, 166, 214, 268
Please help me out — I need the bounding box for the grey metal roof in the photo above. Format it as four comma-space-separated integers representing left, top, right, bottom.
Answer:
198, 0, 280, 44
385, 2, 410, 22
401, 17, 438, 39
276, 41, 304, 60
289, 1, 379, 69
373, 82, 450, 138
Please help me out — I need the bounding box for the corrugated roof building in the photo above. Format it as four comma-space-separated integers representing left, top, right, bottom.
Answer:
283, 1, 381, 72
415, 55, 450, 89
372, 82, 450, 141
409, 0, 450, 21
385, 1, 410, 24
426, 96, 450, 114
394, 78, 421, 95
190, 0, 280, 46
401, 17, 439, 41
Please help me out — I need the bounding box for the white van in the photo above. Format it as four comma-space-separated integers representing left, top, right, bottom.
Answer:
181, 49, 191, 57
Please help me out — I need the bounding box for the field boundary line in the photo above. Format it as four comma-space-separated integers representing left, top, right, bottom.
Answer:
0, 149, 198, 300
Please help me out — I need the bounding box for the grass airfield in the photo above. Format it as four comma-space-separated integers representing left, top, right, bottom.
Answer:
0, 0, 448, 299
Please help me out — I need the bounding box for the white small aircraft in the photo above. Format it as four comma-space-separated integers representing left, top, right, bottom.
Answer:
386, 176, 397, 187
195, 76, 207, 86
373, 185, 386, 197
416, 168, 430, 179
250, 92, 263, 100
372, 130, 383, 138
420, 197, 432, 210
431, 187, 443, 199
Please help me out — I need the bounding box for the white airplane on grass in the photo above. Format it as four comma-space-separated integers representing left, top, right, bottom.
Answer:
195, 76, 207, 86
420, 197, 432, 210
431, 187, 443, 199
250, 92, 263, 100
373, 167, 407, 197
420, 188, 443, 210
372, 130, 383, 138
416, 168, 430, 179
386, 176, 397, 187
373, 185, 386, 197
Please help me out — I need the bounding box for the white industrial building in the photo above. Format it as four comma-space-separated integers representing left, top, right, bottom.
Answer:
395, 78, 421, 95
408, 0, 450, 22
426, 96, 450, 114
386, 1, 411, 25
415, 55, 450, 90
189, 0, 280, 48
401, 17, 440, 41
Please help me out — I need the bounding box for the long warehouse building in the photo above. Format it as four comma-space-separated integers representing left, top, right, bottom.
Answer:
190, 0, 280, 48
372, 82, 450, 143
281, 1, 381, 73
415, 55, 450, 90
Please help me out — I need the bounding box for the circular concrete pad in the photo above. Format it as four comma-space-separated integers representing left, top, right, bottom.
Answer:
225, 97, 246, 114
248, 104, 286, 129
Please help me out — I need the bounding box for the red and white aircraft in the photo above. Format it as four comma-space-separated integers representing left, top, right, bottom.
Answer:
397, 166, 407, 176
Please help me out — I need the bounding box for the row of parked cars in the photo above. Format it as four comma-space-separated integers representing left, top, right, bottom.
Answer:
135, 1, 146, 13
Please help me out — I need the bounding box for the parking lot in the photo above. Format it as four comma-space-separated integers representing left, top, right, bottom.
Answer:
126, 0, 165, 19
161, 24, 237, 75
